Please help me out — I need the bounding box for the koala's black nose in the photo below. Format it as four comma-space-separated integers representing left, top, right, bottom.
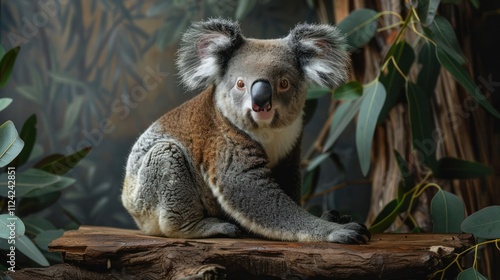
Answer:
251, 80, 272, 112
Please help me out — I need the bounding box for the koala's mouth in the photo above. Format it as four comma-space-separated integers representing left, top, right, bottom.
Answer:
248, 109, 277, 128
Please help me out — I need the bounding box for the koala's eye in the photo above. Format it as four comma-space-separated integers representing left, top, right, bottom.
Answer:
279, 79, 290, 91
236, 79, 245, 89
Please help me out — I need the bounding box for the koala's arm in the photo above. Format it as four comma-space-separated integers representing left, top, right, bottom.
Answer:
209, 134, 369, 243
271, 140, 302, 205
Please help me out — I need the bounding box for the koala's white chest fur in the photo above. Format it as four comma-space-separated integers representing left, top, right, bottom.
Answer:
245, 115, 302, 167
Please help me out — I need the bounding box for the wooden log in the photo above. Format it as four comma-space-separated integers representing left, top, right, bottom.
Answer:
8, 226, 474, 279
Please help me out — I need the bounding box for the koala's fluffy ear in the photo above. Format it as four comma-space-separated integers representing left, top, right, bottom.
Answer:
287, 24, 350, 88
176, 18, 243, 90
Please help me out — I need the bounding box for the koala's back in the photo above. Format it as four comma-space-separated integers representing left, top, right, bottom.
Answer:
122, 87, 235, 231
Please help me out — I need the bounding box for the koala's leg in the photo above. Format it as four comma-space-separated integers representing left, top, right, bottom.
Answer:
133, 142, 240, 238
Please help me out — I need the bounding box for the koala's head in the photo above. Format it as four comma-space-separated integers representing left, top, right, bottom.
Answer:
176, 19, 349, 130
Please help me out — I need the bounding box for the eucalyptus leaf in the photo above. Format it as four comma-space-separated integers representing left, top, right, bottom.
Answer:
306, 153, 330, 172
457, 268, 488, 280
16, 235, 49, 266
337, 9, 378, 51
0, 215, 25, 239
436, 48, 500, 119
369, 199, 399, 233
431, 190, 465, 233
324, 98, 363, 152
0, 46, 20, 88
406, 82, 437, 170
426, 15, 465, 65
0, 168, 75, 198
23, 217, 56, 236
356, 81, 387, 176
333, 81, 363, 101
434, 157, 493, 179
12, 114, 37, 167
306, 87, 331, 100
461, 206, 500, 239
417, 0, 441, 26
37, 146, 91, 175
0, 98, 12, 111
417, 42, 440, 97
61, 95, 85, 137
18, 192, 61, 217
0, 121, 24, 168
379, 41, 415, 121
16, 85, 42, 105
48, 71, 91, 91
33, 229, 64, 251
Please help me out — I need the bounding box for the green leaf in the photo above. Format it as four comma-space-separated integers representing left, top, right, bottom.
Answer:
12, 114, 37, 167
379, 40, 415, 121
306, 87, 331, 100
426, 15, 465, 65
33, 229, 64, 251
0, 121, 24, 168
324, 98, 363, 152
16, 235, 49, 266
23, 217, 56, 236
0, 46, 5, 58
0, 168, 75, 197
235, 0, 256, 20
0, 215, 25, 238
36, 146, 91, 175
61, 95, 85, 137
370, 185, 415, 233
337, 9, 378, 51
0, 98, 12, 111
417, 0, 441, 26
417, 42, 440, 97
48, 71, 91, 90
461, 206, 500, 239
333, 81, 363, 101
436, 48, 500, 118
356, 81, 387, 176
16, 85, 42, 105
406, 82, 437, 170
434, 157, 493, 179
369, 199, 399, 233
0, 46, 20, 88
431, 190, 465, 233
457, 268, 488, 280
306, 153, 330, 172
18, 192, 61, 216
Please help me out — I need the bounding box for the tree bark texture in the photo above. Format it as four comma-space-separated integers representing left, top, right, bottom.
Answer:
8, 226, 474, 280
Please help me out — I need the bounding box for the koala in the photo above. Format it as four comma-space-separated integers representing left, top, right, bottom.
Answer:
122, 18, 370, 244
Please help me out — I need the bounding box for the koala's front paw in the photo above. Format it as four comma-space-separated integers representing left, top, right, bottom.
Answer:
320, 210, 353, 224
327, 222, 371, 244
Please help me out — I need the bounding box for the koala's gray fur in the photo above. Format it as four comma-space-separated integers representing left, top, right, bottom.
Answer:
122, 18, 370, 244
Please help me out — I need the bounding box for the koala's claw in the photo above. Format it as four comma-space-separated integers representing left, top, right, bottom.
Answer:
320, 210, 353, 224
328, 222, 371, 244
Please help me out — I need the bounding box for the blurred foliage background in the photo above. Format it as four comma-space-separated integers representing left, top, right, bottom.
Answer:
1, 0, 499, 277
